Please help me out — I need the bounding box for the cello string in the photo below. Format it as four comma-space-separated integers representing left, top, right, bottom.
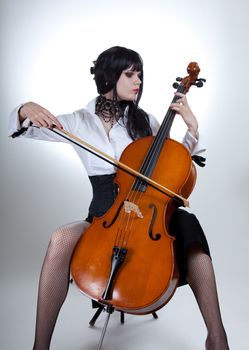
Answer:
114, 89, 183, 248
131, 86, 184, 204
130, 87, 183, 198
113, 84, 185, 248
112, 187, 142, 248
129, 107, 176, 200
137, 86, 184, 181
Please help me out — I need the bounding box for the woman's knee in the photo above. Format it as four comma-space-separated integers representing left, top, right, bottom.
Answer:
49, 221, 89, 252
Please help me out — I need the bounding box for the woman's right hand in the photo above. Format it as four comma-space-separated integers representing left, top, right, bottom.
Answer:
18, 102, 63, 129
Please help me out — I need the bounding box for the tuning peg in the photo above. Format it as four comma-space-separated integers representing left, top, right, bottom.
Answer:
195, 78, 206, 88
173, 77, 183, 89
195, 81, 203, 87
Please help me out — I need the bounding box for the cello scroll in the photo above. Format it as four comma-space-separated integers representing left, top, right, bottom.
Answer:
173, 62, 206, 93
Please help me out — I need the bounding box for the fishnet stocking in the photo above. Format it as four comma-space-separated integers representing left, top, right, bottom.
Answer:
33, 222, 230, 349
186, 244, 229, 350
33, 220, 89, 350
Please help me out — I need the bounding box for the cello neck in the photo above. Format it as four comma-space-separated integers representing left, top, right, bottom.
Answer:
134, 84, 186, 184
159, 83, 186, 139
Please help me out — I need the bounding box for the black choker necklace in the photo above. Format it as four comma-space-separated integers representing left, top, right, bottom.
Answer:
95, 95, 122, 126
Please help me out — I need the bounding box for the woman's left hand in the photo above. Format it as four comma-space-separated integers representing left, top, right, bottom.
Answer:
170, 92, 198, 138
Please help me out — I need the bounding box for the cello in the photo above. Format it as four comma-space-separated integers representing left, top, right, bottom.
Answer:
69, 62, 205, 342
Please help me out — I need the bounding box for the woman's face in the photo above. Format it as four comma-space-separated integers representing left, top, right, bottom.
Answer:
105, 67, 142, 101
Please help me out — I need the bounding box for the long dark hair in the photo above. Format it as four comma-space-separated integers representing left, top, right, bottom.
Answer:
90, 46, 152, 140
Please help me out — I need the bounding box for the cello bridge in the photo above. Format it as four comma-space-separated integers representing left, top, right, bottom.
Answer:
124, 200, 143, 218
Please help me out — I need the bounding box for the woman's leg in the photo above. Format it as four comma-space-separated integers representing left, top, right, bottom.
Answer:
186, 244, 229, 350
169, 209, 229, 349
33, 220, 90, 350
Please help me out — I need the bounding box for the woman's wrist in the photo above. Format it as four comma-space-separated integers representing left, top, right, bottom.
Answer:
18, 105, 27, 123
188, 125, 198, 139
187, 115, 198, 139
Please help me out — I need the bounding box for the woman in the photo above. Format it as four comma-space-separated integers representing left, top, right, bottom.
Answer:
9, 46, 229, 349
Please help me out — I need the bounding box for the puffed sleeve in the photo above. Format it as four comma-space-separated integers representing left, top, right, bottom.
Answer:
8, 104, 24, 136
8, 104, 78, 142
182, 130, 206, 156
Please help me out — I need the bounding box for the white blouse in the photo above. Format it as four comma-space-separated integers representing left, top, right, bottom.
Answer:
8, 98, 206, 176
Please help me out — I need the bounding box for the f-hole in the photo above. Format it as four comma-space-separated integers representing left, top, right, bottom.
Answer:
148, 204, 161, 241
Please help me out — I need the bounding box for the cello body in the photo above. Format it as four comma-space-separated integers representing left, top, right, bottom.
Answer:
71, 62, 203, 315
71, 136, 195, 314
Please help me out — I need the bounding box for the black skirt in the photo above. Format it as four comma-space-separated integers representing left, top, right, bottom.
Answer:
85, 174, 210, 286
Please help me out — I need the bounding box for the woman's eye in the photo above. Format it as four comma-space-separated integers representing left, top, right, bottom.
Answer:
125, 72, 133, 78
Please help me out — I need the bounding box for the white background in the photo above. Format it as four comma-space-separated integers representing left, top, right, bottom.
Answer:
1, 0, 249, 349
